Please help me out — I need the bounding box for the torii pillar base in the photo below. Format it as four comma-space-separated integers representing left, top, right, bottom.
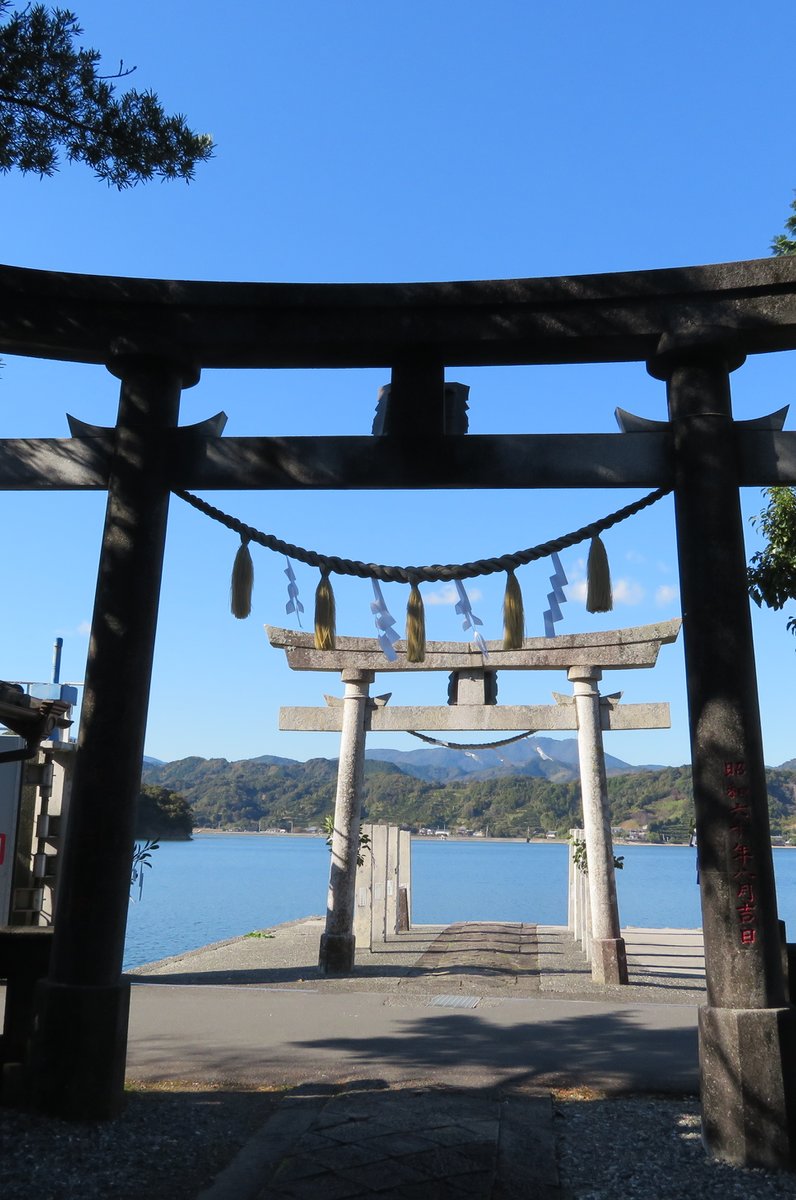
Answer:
700, 1005, 796, 1169
27, 979, 130, 1119
590, 937, 628, 986
318, 932, 355, 974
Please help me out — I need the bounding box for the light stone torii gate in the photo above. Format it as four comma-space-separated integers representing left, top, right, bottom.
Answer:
3, 257, 796, 1168
268, 620, 679, 986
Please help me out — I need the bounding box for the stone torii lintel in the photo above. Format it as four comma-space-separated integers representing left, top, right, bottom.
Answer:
279, 699, 671, 733
265, 619, 681, 673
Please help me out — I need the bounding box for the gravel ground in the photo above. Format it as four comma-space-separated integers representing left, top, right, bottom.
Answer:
5, 1088, 796, 1199
554, 1093, 796, 1199
1, 1083, 280, 1200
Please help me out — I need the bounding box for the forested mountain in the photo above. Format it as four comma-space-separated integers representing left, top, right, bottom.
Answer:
364, 736, 639, 782
140, 754, 796, 841
134, 785, 193, 841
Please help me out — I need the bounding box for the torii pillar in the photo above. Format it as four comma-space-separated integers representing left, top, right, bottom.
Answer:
569, 667, 627, 984
28, 352, 199, 1118
318, 670, 373, 973
650, 335, 796, 1168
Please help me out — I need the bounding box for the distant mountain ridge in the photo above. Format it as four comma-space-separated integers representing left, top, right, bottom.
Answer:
364, 736, 646, 783
140, 746, 796, 840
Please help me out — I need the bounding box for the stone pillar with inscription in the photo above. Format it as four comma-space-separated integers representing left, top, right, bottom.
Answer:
319, 669, 374, 973
650, 333, 796, 1169
569, 668, 628, 985
27, 352, 197, 1119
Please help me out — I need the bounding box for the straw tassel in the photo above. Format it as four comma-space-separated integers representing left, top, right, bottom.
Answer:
406, 580, 426, 663
230, 536, 254, 619
586, 535, 613, 613
314, 568, 336, 650
502, 568, 524, 649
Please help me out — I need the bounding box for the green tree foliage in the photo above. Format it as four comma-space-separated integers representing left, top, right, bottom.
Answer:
771, 193, 796, 256
140, 755, 793, 841
750, 198, 796, 631
748, 486, 796, 637
0, 3, 213, 187
135, 784, 193, 841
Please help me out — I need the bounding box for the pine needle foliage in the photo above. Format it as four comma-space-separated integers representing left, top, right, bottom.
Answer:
0, 3, 214, 187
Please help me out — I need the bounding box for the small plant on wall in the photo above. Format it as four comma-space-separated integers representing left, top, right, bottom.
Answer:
571, 836, 624, 875
322, 814, 371, 867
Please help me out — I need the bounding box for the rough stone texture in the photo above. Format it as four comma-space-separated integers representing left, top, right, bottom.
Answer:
567, 833, 592, 957
317, 932, 355, 975
280, 700, 669, 733
369, 824, 388, 947
407, 923, 540, 994
3, 257, 796, 368
661, 348, 796, 1169
352, 824, 374, 950
398, 830, 411, 928
27, 362, 186, 1121
318, 673, 373, 975
257, 1089, 560, 1200
699, 1005, 796, 1170
384, 826, 400, 941
591, 938, 629, 986
267, 621, 681, 674
570, 670, 627, 985
352, 825, 407, 949
26, 978, 130, 1118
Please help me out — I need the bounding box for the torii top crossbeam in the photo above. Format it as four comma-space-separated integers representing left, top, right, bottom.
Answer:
266, 619, 681, 673
2, 257, 796, 368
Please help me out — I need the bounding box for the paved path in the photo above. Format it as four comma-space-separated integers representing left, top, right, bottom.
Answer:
198, 1089, 560, 1200
406, 922, 540, 992
128, 920, 703, 1094
123, 920, 705, 1197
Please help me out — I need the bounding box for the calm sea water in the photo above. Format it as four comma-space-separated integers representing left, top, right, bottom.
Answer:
122, 835, 796, 970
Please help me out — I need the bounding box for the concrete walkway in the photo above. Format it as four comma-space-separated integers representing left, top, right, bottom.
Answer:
123, 920, 705, 1198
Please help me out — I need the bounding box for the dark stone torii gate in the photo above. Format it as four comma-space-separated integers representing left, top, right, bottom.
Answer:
2, 258, 796, 1167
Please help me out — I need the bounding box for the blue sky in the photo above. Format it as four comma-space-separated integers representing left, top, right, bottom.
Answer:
2, 1, 796, 767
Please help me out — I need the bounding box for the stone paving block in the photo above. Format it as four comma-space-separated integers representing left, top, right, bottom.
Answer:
288, 1128, 342, 1153
420, 1124, 494, 1148
454, 1140, 501, 1161
371, 1182, 489, 1200
337, 1154, 433, 1191
421, 1097, 498, 1122
323, 1118, 396, 1144
356, 1130, 439, 1157
454, 1118, 501, 1139
265, 1168, 366, 1199
316, 1109, 357, 1127
308, 1139, 392, 1170
344, 1105, 431, 1133
267, 1155, 327, 1183
494, 1096, 560, 1197
250, 1086, 560, 1197
409, 1144, 494, 1181
446, 1169, 498, 1195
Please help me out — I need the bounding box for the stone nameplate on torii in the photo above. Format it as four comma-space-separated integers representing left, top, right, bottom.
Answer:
267, 619, 680, 986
